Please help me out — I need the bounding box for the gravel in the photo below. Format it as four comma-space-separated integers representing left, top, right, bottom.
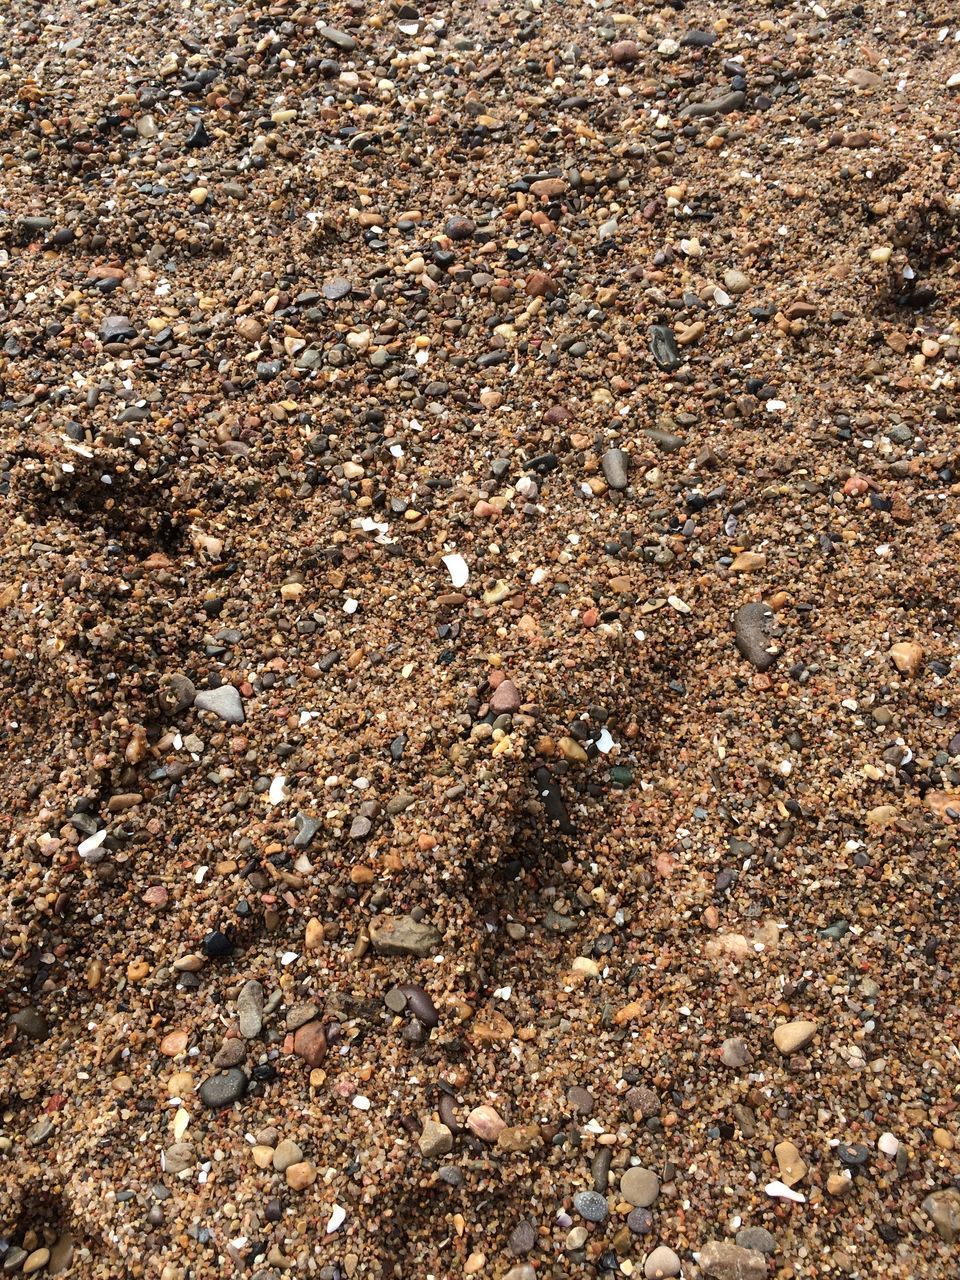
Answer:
2, 0, 960, 1276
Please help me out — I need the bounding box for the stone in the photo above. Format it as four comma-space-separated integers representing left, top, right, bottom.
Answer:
573, 1190, 608, 1223
418, 1119, 454, 1158
611, 40, 640, 65
237, 980, 264, 1039
774, 1140, 807, 1187
199, 1068, 247, 1108
698, 1241, 767, 1280
9, 1008, 49, 1040
399, 983, 439, 1028
23, 1250, 50, 1276
489, 679, 521, 713
734, 602, 779, 670
159, 673, 196, 714
236, 316, 263, 342
680, 90, 746, 118
272, 1138, 303, 1172
445, 215, 476, 241
286, 1160, 318, 1190
100, 315, 137, 343
628, 1207, 654, 1235
508, 1221, 537, 1255
923, 1189, 960, 1242
650, 325, 682, 371
827, 1173, 853, 1197
845, 68, 882, 88
322, 277, 352, 301
735, 1228, 776, 1255
319, 25, 357, 51
644, 1245, 682, 1278
3, 1248, 28, 1273
567, 1085, 595, 1114
889, 641, 923, 677
163, 1142, 195, 1173
504, 1269, 536, 1280
601, 448, 630, 490
369, 914, 442, 957
466, 1105, 506, 1141
293, 1021, 328, 1067
194, 684, 245, 724
723, 269, 750, 296
496, 1124, 542, 1154
772, 1020, 817, 1054
620, 1166, 660, 1208
720, 1037, 752, 1068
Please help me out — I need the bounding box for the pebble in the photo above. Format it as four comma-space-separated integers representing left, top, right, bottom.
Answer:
285, 1161, 318, 1191
507, 1221, 536, 1255
199, 1069, 247, 1108
293, 1021, 328, 1067
772, 1020, 817, 1054
735, 1228, 776, 1255
193, 685, 245, 725
698, 1241, 767, 1280
650, 325, 682, 371
573, 1190, 608, 1223
680, 90, 746, 118
466, 1106, 506, 1142
368, 915, 442, 957
720, 1037, 752, 1068
22, 1250, 49, 1276
620, 1166, 660, 1208
489, 679, 521, 714
734, 603, 780, 671
272, 1139, 303, 1172
418, 1119, 454, 1158
237, 980, 264, 1039
601, 448, 630, 491
923, 1188, 960, 1242
644, 1245, 682, 1278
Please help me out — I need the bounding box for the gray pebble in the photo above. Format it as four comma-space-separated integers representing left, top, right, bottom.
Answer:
650, 325, 681, 371
237, 980, 264, 1039
601, 448, 630, 491
199, 1068, 247, 1108
680, 90, 746, 118
735, 1227, 776, 1255
573, 1190, 608, 1223
734, 602, 780, 671
194, 684, 245, 724
508, 1220, 537, 1255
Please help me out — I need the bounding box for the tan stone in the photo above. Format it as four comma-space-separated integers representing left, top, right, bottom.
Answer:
773, 1020, 817, 1054
775, 1139, 808, 1186
285, 1160, 317, 1190
889, 641, 923, 676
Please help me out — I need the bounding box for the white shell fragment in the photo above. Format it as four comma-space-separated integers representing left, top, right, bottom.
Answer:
442, 553, 469, 588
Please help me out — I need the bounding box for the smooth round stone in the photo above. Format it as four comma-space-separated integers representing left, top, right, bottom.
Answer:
628, 1207, 654, 1235
322, 277, 352, 300
199, 1068, 247, 1108
736, 1227, 776, 1255
23, 1249, 50, 1276
620, 1166, 660, 1207
573, 1190, 608, 1223
644, 1245, 682, 1278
